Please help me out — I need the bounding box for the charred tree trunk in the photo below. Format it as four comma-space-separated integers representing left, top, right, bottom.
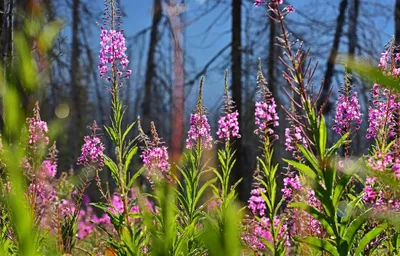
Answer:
169, 0, 185, 164
396, 0, 400, 45
69, 0, 82, 163
347, 0, 361, 153
232, 0, 246, 200
319, 0, 348, 114
142, 0, 162, 134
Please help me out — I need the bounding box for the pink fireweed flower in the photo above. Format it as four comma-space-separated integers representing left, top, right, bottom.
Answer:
368, 151, 392, 172
378, 51, 389, 69
248, 188, 267, 216
285, 126, 307, 151
141, 146, 170, 182
77, 135, 105, 167
307, 189, 323, 235
140, 122, 171, 186
186, 113, 213, 149
217, 110, 241, 141
282, 175, 302, 199
393, 159, 400, 179
244, 216, 290, 251
363, 186, 377, 202
254, 100, 279, 135
366, 84, 397, 139
27, 117, 49, 146
285, 5, 295, 13
39, 160, 57, 179
98, 28, 131, 81
332, 92, 362, 135
254, 0, 262, 6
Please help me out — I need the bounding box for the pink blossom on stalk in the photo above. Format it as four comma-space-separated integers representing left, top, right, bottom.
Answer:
285, 126, 307, 152
248, 188, 267, 217
77, 134, 105, 167
366, 84, 397, 139
332, 92, 362, 135
368, 151, 392, 171
186, 113, 213, 149
363, 186, 377, 202
217, 110, 241, 141
393, 159, 400, 179
307, 189, 323, 235
378, 51, 389, 69
254, 0, 262, 6
254, 99, 279, 135
98, 28, 131, 81
281, 175, 302, 199
39, 160, 57, 179
27, 116, 49, 146
141, 146, 170, 183
243, 216, 290, 251
285, 5, 295, 13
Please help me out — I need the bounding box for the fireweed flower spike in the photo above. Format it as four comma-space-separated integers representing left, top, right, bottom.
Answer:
186, 77, 213, 150
217, 70, 241, 142
139, 121, 172, 186
254, 62, 279, 137
27, 102, 49, 148
99, 28, 131, 81
332, 71, 362, 136
77, 121, 105, 168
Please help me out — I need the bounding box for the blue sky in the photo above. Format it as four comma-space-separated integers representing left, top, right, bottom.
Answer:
58, 0, 396, 118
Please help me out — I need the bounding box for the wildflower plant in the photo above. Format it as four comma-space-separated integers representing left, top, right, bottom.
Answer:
212, 70, 241, 207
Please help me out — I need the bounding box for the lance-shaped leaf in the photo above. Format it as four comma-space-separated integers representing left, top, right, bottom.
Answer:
354, 224, 387, 255
295, 237, 339, 256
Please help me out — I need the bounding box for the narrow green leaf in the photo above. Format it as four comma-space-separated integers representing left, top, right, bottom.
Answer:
319, 115, 327, 157
127, 167, 145, 188
326, 132, 349, 157
295, 237, 339, 256
283, 159, 317, 180
298, 144, 322, 175
354, 224, 387, 255
344, 208, 372, 249
124, 145, 138, 172
332, 174, 352, 208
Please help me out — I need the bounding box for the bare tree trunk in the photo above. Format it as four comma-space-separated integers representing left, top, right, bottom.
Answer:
232, 0, 246, 200
348, 0, 361, 153
168, 0, 185, 164
319, 0, 348, 114
70, 0, 82, 163
396, 0, 400, 45
142, 0, 162, 134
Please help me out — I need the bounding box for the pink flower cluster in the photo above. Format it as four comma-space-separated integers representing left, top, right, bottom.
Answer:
284, 126, 307, 151
27, 117, 49, 146
140, 145, 170, 184
366, 84, 398, 139
77, 135, 105, 167
254, 99, 279, 136
217, 110, 240, 141
332, 92, 362, 135
306, 189, 323, 235
368, 151, 393, 172
186, 113, 213, 150
244, 216, 290, 251
98, 28, 131, 82
248, 188, 267, 216
281, 175, 302, 199
363, 177, 377, 202
39, 160, 57, 179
